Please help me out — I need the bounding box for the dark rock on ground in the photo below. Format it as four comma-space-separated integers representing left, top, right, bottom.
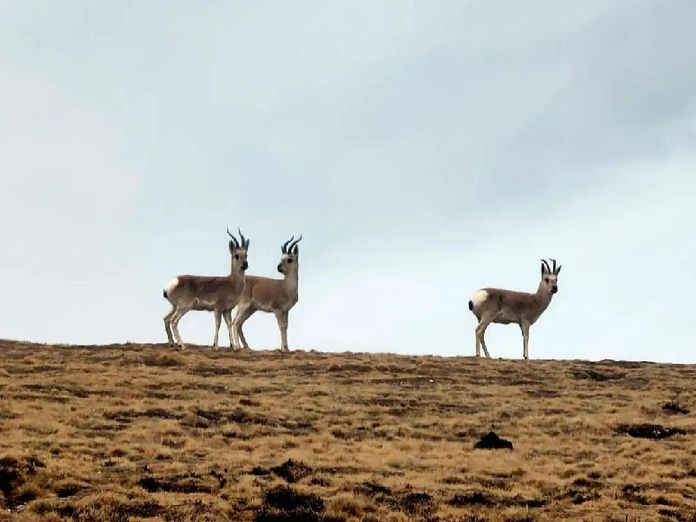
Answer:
474, 431, 514, 450
616, 423, 686, 440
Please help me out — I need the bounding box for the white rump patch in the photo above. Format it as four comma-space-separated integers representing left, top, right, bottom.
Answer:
164, 277, 179, 295
470, 289, 489, 308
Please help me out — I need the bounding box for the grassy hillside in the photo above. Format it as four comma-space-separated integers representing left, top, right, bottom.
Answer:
0, 340, 694, 521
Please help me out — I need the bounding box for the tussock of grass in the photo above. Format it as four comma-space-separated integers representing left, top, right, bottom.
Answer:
0, 339, 694, 521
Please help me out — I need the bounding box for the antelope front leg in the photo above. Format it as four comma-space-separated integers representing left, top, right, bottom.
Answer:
275, 310, 289, 352
223, 310, 235, 350
520, 321, 531, 360
171, 309, 189, 350
212, 310, 222, 350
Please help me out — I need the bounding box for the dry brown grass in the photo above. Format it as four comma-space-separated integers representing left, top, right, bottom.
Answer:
1, 339, 695, 521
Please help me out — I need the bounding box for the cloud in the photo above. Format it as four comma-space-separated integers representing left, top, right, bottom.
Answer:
0, 64, 141, 278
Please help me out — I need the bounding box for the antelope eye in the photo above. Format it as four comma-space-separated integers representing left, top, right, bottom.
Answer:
287, 259, 293, 264
544, 278, 549, 283
234, 254, 240, 260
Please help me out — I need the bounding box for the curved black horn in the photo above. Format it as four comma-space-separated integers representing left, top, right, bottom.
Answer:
288, 234, 303, 252
550, 258, 557, 273
281, 236, 295, 254
227, 227, 239, 248
238, 227, 248, 247
541, 259, 551, 274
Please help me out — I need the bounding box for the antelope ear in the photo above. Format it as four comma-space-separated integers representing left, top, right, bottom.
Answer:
229, 240, 235, 252
293, 245, 299, 255
244, 239, 251, 249
541, 262, 547, 275
555, 265, 562, 275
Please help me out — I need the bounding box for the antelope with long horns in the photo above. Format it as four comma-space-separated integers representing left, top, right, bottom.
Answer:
469, 258, 562, 360
163, 228, 250, 350
232, 235, 302, 352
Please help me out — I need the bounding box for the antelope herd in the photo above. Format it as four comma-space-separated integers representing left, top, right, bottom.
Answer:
163, 229, 302, 352
163, 228, 561, 359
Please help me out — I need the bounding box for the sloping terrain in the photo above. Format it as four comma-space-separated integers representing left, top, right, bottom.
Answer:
0, 340, 694, 521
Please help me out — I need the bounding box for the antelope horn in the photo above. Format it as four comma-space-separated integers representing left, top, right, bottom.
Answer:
281, 236, 295, 254
238, 227, 248, 248
550, 258, 557, 273
227, 227, 239, 248
541, 259, 551, 274
288, 234, 303, 252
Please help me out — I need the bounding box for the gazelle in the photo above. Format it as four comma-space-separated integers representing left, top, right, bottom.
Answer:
469, 258, 561, 360
163, 228, 250, 350
232, 235, 302, 352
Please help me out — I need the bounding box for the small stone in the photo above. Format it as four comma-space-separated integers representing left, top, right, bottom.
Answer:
474, 431, 514, 450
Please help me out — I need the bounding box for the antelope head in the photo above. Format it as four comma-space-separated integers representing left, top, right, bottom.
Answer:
278, 235, 302, 275
227, 227, 250, 272
540, 258, 562, 294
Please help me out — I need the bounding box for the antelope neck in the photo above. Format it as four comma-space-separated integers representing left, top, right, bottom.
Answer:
282, 270, 298, 295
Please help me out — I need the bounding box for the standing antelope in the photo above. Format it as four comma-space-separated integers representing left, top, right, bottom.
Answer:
163, 228, 250, 350
469, 258, 562, 360
232, 235, 302, 352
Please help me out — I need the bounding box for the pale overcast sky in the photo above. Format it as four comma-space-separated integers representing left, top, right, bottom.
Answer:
1, 1, 694, 362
